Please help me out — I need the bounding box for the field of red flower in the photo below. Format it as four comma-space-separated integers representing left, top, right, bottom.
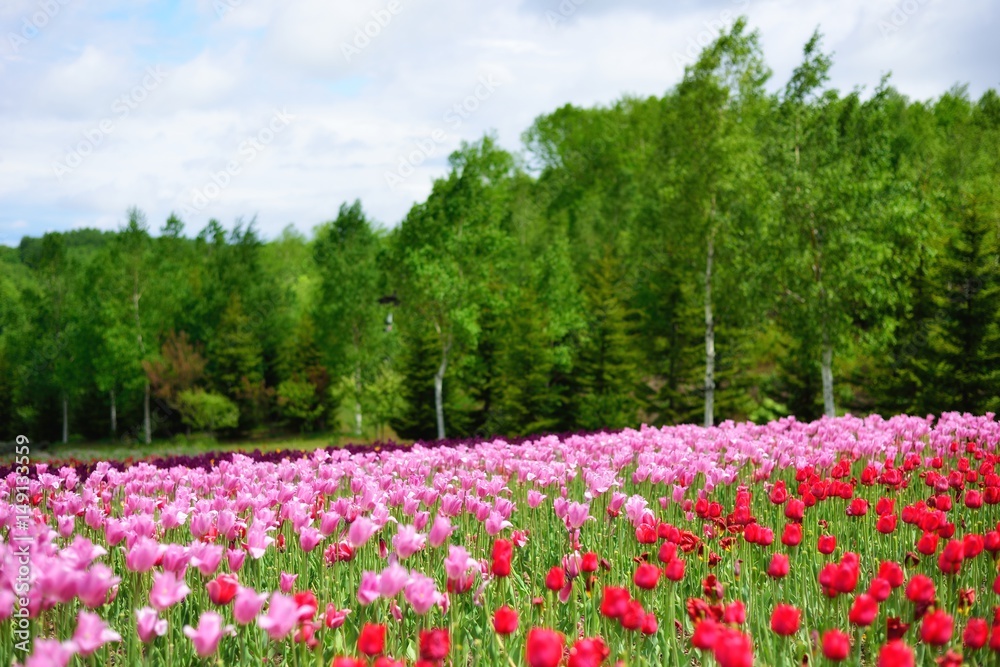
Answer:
3, 412, 1000, 666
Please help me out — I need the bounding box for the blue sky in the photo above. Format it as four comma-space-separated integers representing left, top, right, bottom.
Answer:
1, 0, 997, 244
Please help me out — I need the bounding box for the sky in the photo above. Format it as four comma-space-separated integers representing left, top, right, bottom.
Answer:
1, 0, 997, 245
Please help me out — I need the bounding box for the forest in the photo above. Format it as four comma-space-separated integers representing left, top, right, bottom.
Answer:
1, 22, 999, 445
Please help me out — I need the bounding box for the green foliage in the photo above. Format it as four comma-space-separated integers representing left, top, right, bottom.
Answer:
5, 26, 1000, 440
573, 252, 641, 431
276, 378, 324, 432
176, 389, 239, 433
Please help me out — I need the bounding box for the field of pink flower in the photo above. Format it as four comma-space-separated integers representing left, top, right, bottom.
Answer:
3, 412, 1000, 666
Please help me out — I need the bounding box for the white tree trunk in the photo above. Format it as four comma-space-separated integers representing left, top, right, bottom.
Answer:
703, 233, 715, 428
821, 334, 835, 417
434, 346, 449, 441
110, 389, 117, 436
143, 381, 151, 445
62, 394, 69, 444
354, 363, 363, 436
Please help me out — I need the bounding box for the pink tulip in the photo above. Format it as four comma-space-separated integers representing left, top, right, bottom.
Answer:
279, 572, 298, 593
135, 607, 167, 643
444, 545, 474, 580
379, 563, 410, 598
245, 523, 274, 559
125, 537, 162, 573
190, 543, 223, 576
71, 610, 121, 656
428, 515, 453, 547
227, 548, 246, 572
233, 586, 268, 625
357, 571, 381, 605
299, 526, 323, 552
324, 604, 351, 629
348, 516, 378, 548
149, 571, 191, 611
257, 593, 299, 640
76, 564, 120, 608
23, 638, 76, 667
403, 572, 439, 615
393, 525, 426, 559
184, 611, 233, 657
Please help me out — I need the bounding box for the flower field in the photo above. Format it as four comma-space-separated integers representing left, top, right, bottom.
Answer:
3, 413, 1000, 666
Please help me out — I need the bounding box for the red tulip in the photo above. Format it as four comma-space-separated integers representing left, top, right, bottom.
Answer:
419, 628, 450, 661
633, 563, 660, 590
878, 561, 904, 588
847, 498, 869, 516
658, 542, 678, 564
921, 610, 953, 646
938, 539, 964, 574
599, 586, 630, 619
876, 513, 897, 534
567, 637, 609, 667
964, 618, 988, 649
965, 534, 984, 559
545, 566, 565, 592
877, 641, 914, 667
581, 552, 598, 573
785, 499, 805, 520
713, 628, 753, 667
905, 574, 935, 605
770, 604, 800, 636
818, 535, 836, 555
357, 623, 386, 656
723, 600, 746, 625
691, 619, 721, 650
491, 539, 513, 577
641, 612, 658, 635
989, 624, 1000, 651
966, 489, 984, 508
821, 629, 850, 661
621, 600, 644, 630
664, 558, 685, 582
769, 481, 788, 504
781, 523, 802, 547
493, 606, 518, 635
875, 497, 895, 515
526, 628, 564, 667
206, 573, 238, 606
332, 659, 365, 667
868, 577, 891, 602
849, 593, 878, 627
767, 553, 789, 579
916, 532, 938, 555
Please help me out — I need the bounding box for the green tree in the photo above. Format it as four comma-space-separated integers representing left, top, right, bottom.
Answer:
573, 251, 641, 430
393, 136, 516, 439
314, 201, 388, 436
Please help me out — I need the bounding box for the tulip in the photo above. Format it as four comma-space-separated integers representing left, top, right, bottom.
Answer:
72, 610, 122, 656
183, 611, 233, 657
526, 628, 564, 667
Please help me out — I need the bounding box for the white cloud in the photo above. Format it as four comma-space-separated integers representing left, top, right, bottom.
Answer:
0, 0, 996, 240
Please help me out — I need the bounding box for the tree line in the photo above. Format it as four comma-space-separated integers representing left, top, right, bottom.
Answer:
2, 22, 999, 444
